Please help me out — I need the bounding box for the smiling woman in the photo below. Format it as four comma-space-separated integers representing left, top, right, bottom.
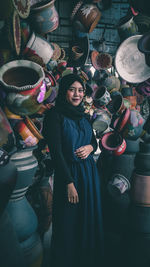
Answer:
42, 73, 104, 267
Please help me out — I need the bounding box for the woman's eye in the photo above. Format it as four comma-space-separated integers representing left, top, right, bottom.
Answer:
79, 89, 84, 93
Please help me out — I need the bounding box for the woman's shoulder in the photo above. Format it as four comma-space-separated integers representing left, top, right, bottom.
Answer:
44, 107, 63, 123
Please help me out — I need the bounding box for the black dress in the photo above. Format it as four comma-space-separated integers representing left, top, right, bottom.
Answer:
42, 108, 104, 267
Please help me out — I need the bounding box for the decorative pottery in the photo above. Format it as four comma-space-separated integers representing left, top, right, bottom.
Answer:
114, 108, 131, 133
131, 172, 150, 207
117, 14, 138, 41
138, 32, 150, 67
6, 81, 46, 116
15, 121, 39, 147
101, 75, 121, 91
23, 32, 54, 64
0, 161, 17, 216
107, 94, 125, 114
67, 36, 89, 67
30, 0, 59, 34
108, 173, 130, 196
12, 0, 30, 19
93, 86, 111, 108
0, 107, 15, 149
136, 78, 150, 97
101, 131, 126, 156
71, 45, 84, 60
0, 60, 45, 92
134, 13, 150, 34
6, 148, 43, 267
122, 109, 145, 140
121, 86, 133, 97
13, 10, 21, 55
25, 116, 43, 141
71, 2, 101, 33
91, 50, 112, 70
115, 35, 150, 83
51, 42, 62, 61
124, 95, 137, 109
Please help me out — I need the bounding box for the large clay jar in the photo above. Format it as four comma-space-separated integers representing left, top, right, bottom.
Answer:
30, 0, 59, 34
6, 147, 43, 267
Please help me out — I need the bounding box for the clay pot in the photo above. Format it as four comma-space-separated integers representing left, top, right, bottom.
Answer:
30, 0, 59, 34
71, 3, 101, 33
101, 131, 126, 156
124, 96, 137, 109
0, 60, 45, 92
93, 86, 111, 108
107, 94, 125, 114
131, 172, 150, 207
23, 32, 54, 64
138, 31, 150, 67
117, 14, 138, 41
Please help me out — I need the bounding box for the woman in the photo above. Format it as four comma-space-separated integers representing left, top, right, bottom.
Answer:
42, 73, 104, 267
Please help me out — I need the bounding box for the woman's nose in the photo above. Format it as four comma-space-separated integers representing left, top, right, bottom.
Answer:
74, 89, 79, 96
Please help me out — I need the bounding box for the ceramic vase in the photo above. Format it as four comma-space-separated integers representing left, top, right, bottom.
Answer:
6, 147, 43, 267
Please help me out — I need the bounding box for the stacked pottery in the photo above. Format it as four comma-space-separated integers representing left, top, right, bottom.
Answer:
6, 147, 43, 267
123, 141, 150, 267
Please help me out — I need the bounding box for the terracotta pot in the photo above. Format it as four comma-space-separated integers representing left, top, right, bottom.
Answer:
131, 172, 150, 206
30, 0, 59, 34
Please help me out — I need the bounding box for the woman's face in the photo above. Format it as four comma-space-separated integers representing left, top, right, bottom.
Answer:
66, 81, 85, 106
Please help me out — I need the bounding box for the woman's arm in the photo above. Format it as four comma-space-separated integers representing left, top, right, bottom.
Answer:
42, 109, 74, 184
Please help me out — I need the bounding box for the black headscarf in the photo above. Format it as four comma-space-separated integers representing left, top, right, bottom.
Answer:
55, 73, 85, 120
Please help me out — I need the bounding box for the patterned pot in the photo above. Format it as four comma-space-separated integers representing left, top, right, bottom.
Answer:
23, 32, 54, 64
0, 60, 45, 92
71, 3, 101, 33
30, 0, 59, 34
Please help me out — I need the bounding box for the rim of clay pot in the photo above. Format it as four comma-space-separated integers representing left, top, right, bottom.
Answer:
31, 0, 56, 11
0, 60, 45, 92
101, 131, 123, 151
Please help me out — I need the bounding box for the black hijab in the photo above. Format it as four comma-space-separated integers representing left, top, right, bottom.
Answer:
55, 73, 85, 120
